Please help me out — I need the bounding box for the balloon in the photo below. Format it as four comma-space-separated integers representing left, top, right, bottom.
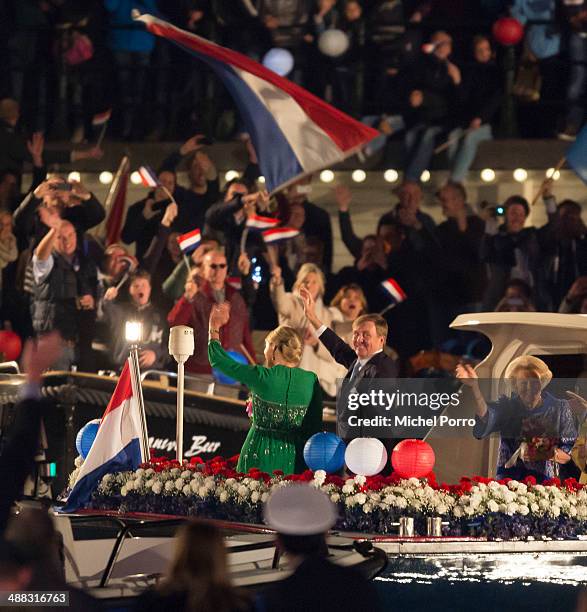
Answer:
76, 419, 101, 459
213, 351, 249, 385
318, 30, 350, 58
262, 48, 294, 76
492, 17, 524, 46
344, 438, 387, 476
0, 330, 22, 361
304, 432, 346, 472
391, 439, 435, 479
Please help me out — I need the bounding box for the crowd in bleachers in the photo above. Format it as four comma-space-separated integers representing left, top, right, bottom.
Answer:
1, 0, 587, 150
0, 123, 584, 394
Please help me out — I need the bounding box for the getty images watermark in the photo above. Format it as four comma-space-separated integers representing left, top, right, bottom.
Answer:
336, 378, 586, 440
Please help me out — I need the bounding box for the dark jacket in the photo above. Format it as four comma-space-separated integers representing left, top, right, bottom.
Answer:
260, 554, 382, 612
32, 252, 97, 340
460, 59, 502, 126
404, 53, 462, 126
103, 300, 168, 369
0, 396, 51, 533
303, 200, 333, 272
13, 192, 105, 251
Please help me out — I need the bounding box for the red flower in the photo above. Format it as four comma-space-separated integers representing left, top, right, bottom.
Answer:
273, 470, 284, 477
189, 457, 204, 465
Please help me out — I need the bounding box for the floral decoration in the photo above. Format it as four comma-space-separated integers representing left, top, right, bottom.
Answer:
86, 455, 587, 540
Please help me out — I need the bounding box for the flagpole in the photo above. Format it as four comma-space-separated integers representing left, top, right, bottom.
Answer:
530, 156, 566, 206
128, 347, 150, 462
378, 302, 398, 316
104, 156, 130, 218
96, 119, 109, 148
240, 227, 250, 254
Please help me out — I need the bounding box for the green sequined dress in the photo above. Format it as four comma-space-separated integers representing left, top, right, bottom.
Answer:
208, 340, 323, 474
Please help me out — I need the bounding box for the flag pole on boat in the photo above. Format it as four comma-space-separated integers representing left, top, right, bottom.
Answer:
169, 326, 194, 463
125, 321, 151, 462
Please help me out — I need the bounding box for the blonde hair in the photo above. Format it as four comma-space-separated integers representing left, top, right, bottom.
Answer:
504, 355, 553, 390
265, 325, 303, 366
330, 284, 367, 315
293, 263, 325, 297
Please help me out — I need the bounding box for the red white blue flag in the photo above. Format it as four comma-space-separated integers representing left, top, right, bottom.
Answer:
92, 109, 112, 126
62, 361, 143, 511
246, 214, 280, 230
134, 14, 378, 193
177, 228, 202, 253
262, 227, 300, 244
227, 276, 242, 290
380, 278, 407, 304
138, 165, 159, 188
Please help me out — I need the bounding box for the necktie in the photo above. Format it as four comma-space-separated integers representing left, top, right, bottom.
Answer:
348, 360, 362, 387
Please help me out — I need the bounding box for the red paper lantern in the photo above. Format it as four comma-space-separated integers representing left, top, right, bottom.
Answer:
492, 17, 524, 46
391, 439, 435, 479
0, 330, 22, 361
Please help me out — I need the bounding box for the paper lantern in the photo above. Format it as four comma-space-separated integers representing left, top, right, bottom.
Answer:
492, 17, 524, 46
304, 432, 346, 472
0, 330, 22, 361
318, 30, 350, 58
213, 351, 249, 385
344, 438, 387, 476
391, 439, 435, 479
262, 48, 294, 76
76, 419, 100, 459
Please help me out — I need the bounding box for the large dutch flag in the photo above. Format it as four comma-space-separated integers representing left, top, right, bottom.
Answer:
61, 361, 144, 511
134, 13, 378, 193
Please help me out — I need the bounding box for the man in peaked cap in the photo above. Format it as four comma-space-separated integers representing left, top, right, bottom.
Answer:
259, 485, 382, 612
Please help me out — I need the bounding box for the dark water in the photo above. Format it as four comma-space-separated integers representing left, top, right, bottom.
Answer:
375, 554, 587, 611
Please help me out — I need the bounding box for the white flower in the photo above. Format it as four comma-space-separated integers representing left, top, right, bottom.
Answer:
101, 473, 113, 484
171, 468, 181, 477
488, 481, 500, 490
198, 486, 209, 497
237, 485, 249, 499
488, 500, 499, 513
530, 503, 540, 513
369, 493, 381, 503
330, 493, 341, 503
363, 502, 373, 513
74, 456, 84, 468
408, 477, 420, 487
175, 478, 185, 490
120, 486, 128, 496
314, 470, 327, 485
152, 482, 162, 494
436, 503, 448, 515
342, 484, 354, 494
506, 503, 518, 515
249, 480, 260, 490
219, 491, 228, 503
181, 470, 192, 479
345, 496, 357, 507
550, 505, 561, 517
251, 491, 260, 504
126, 481, 135, 491
354, 475, 367, 486
395, 497, 408, 509
518, 505, 530, 516
355, 493, 367, 505
182, 485, 191, 496
145, 468, 155, 476
164, 481, 174, 492
261, 492, 269, 503
453, 506, 464, 518
135, 468, 145, 478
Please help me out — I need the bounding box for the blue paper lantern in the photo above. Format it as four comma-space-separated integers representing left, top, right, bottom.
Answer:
213, 350, 249, 385
262, 48, 294, 76
75, 419, 100, 459
304, 432, 346, 473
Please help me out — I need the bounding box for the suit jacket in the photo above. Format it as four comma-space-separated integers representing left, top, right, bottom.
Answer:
319, 327, 398, 385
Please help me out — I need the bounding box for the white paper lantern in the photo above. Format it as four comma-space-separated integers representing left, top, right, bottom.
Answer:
318, 30, 350, 58
344, 438, 387, 476
262, 48, 294, 76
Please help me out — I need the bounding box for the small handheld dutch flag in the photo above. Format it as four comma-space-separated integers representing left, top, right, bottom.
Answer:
138, 165, 160, 188
226, 276, 242, 290
262, 227, 300, 244
246, 214, 280, 230
379, 277, 407, 315
177, 228, 202, 254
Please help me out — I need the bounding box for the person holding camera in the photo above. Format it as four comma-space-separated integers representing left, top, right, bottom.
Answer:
31, 219, 97, 370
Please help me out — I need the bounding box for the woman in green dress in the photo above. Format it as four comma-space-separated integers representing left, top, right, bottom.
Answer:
208, 303, 323, 475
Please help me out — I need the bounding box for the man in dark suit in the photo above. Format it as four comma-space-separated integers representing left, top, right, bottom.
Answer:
300, 288, 399, 463
260, 485, 382, 612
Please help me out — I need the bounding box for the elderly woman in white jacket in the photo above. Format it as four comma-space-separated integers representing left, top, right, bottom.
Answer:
270, 263, 345, 398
